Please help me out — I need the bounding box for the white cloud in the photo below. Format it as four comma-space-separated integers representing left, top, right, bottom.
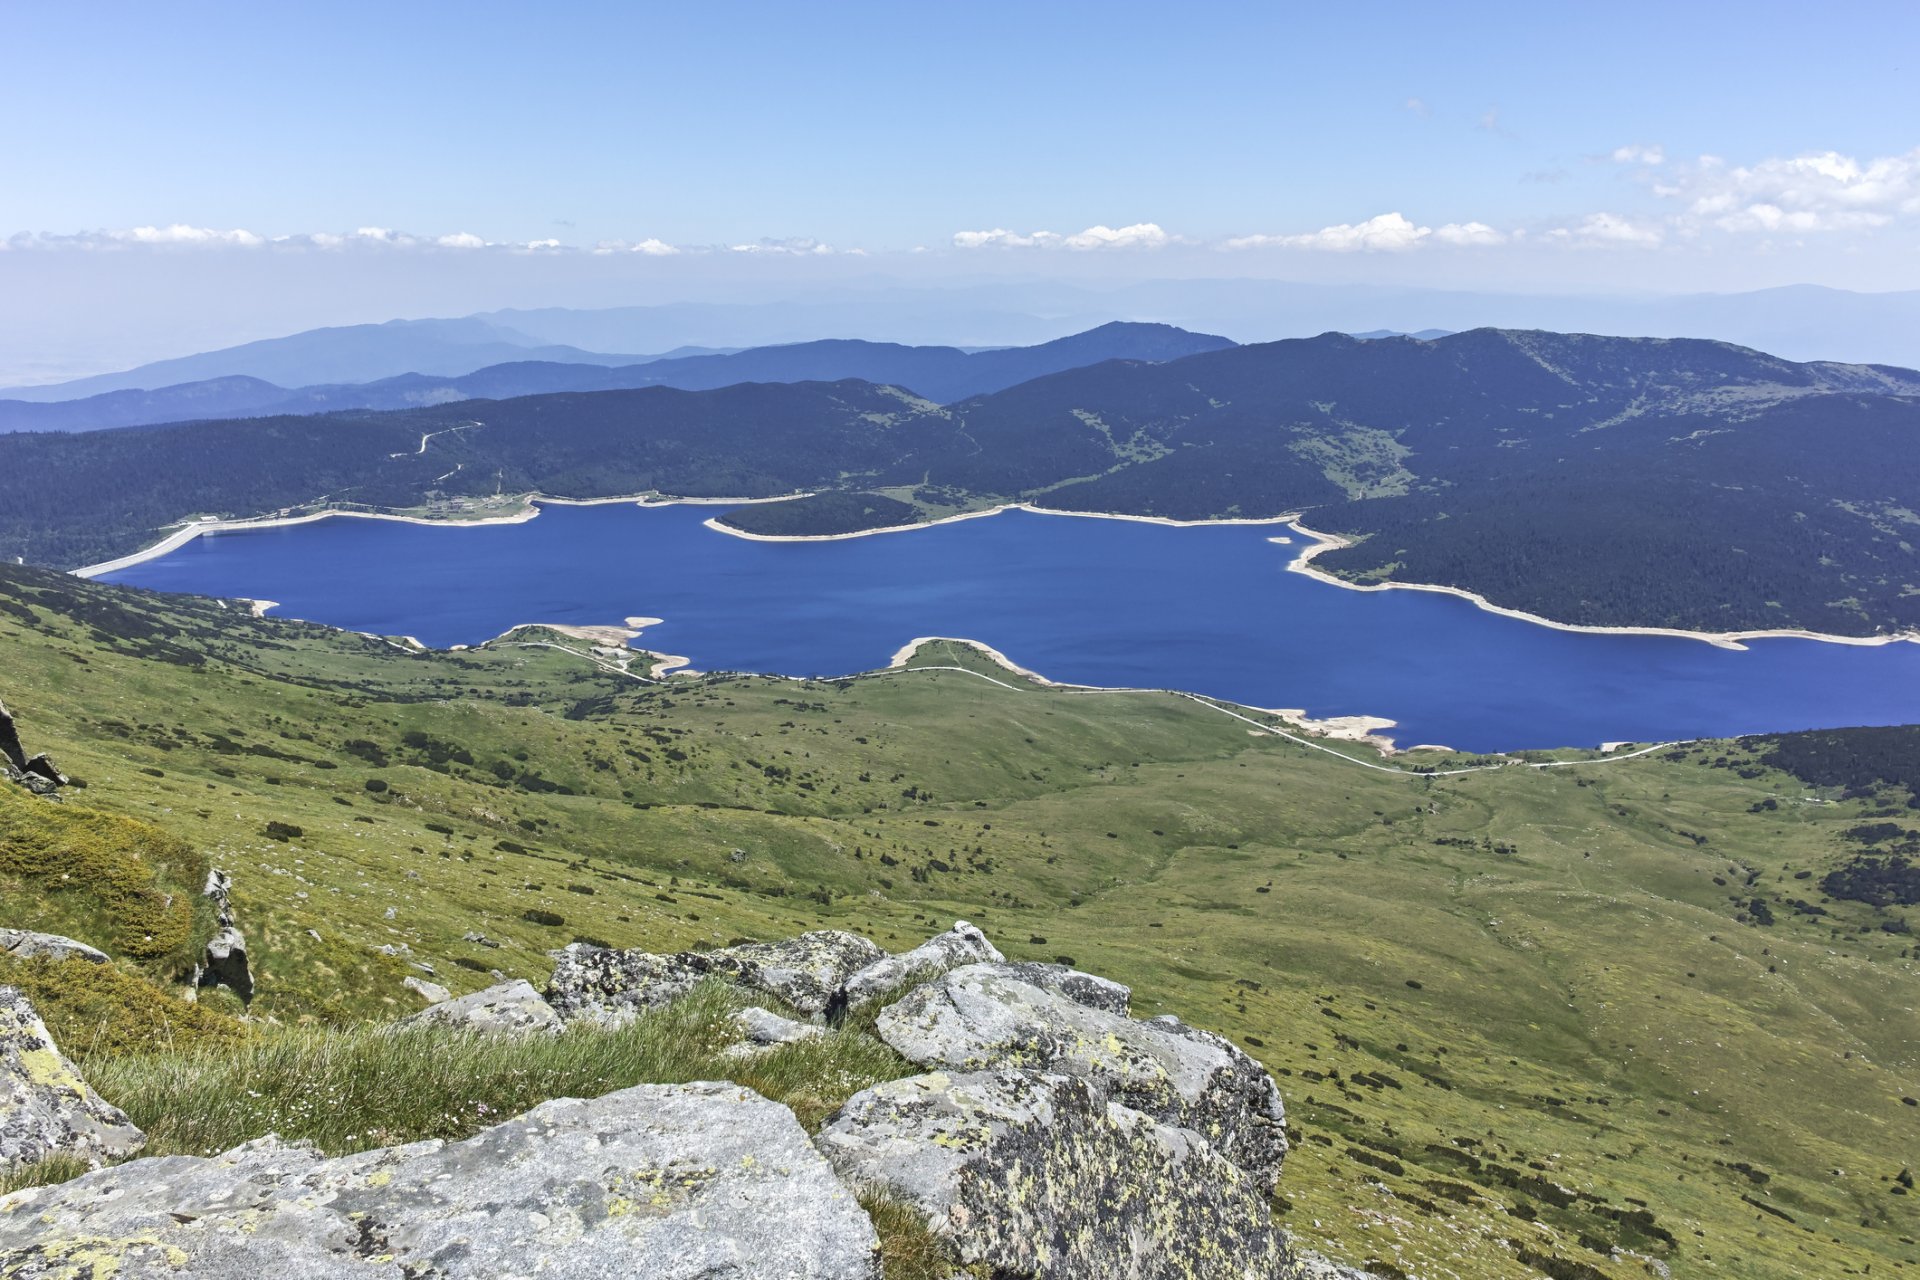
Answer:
1431, 221, 1506, 246
1063, 222, 1168, 250
1652, 147, 1920, 233
1546, 212, 1665, 246
952, 227, 1059, 249
1404, 97, 1430, 117
435, 231, 487, 249
952, 222, 1170, 251
728, 237, 835, 255
1611, 144, 1665, 166
127, 224, 264, 246
1228, 212, 1441, 253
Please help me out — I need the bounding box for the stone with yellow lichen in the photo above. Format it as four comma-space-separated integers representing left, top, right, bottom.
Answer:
1, 984, 146, 1172
873, 964, 1288, 1192
0, 1081, 878, 1278
816, 1068, 1289, 1279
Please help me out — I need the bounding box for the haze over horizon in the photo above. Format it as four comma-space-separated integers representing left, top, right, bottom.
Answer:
4, 0, 1918, 381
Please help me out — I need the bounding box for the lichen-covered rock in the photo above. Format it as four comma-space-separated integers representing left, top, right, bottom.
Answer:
725, 1006, 829, 1058
874, 964, 1287, 1190
548, 930, 882, 1021
818, 1069, 1287, 1279
983, 961, 1130, 1015
0, 929, 109, 965
0, 1081, 879, 1279
836, 921, 1004, 1013
732, 931, 886, 1014
0, 985, 145, 1170
396, 979, 563, 1036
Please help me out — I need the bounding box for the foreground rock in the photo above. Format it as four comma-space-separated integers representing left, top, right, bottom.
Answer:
549, 929, 884, 1021
396, 978, 563, 1036
876, 963, 1287, 1190
835, 921, 1003, 1013
0, 698, 68, 796
818, 1069, 1287, 1279
0, 986, 145, 1170
0, 929, 109, 965
0, 1081, 879, 1279
726, 1006, 829, 1058
982, 960, 1130, 1015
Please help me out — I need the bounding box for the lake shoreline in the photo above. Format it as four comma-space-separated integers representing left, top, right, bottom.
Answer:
886, 636, 1408, 752
74, 489, 1920, 651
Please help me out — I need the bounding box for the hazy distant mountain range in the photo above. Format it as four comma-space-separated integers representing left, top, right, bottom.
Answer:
5, 328, 1916, 639
0, 323, 1234, 432
8, 280, 1920, 412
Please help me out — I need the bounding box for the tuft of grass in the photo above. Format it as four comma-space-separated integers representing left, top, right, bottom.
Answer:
82, 982, 912, 1160
729, 1030, 913, 1132
861, 1192, 972, 1280
0, 1153, 92, 1197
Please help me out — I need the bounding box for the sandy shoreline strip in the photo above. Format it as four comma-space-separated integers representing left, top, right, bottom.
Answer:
69, 492, 811, 580
1279, 519, 1920, 651
73, 490, 1920, 652
887, 635, 1409, 752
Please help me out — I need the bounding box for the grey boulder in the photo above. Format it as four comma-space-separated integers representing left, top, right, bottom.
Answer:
875, 964, 1287, 1190
0, 930, 109, 965
0, 985, 146, 1171
395, 979, 562, 1036
836, 921, 1003, 1013
731, 1005, 829, 1051
982, 961, 1130, 1015
817, 1069, 1287, 1279
0, 1081, 879, 1279
401, 975, 451, 1005
549, 930, 883, 1021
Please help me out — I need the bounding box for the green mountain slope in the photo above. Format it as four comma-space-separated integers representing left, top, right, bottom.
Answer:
3, 563, 1917, 1276
3, 329, 1916, 635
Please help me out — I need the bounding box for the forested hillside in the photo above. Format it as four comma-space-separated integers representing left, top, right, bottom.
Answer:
3, 328, 1916, 635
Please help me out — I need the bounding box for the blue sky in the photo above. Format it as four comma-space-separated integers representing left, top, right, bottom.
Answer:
2, 1, 1918, 375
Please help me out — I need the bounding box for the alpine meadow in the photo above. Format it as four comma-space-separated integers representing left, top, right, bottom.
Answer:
4, 6, 1919, 1279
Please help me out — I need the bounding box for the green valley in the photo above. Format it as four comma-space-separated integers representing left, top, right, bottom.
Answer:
2, 562, 1917, 1277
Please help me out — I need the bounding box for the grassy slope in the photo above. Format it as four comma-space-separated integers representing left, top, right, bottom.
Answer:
2, 570, 1917, 1277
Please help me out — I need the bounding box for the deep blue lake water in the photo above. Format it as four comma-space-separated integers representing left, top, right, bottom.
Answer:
100, 502, 1920, 752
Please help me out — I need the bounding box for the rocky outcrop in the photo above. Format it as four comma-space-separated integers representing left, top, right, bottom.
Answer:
194, 868, 253, 1006
3, 917, 1367, 1278
982, 960, 1131, 1015
396, 979, 563, 1037
0, 986, 146, 1170
548, 929, 883, 1022
0, 930, 109, 965
873, 963, 1288, 1191
835, 920, 1003, 1014
0, 698, 68, 797
818, 1068, 1288, 1279
0, 1081, 880, 1278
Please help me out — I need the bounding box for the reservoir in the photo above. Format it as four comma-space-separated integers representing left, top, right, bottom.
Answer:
98, 502, 1920, 753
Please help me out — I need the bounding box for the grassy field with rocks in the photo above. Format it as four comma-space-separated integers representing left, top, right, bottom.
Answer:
2, 562, 1917, 1278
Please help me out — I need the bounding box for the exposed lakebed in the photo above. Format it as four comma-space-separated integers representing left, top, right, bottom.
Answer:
100, 502, 1920, 752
